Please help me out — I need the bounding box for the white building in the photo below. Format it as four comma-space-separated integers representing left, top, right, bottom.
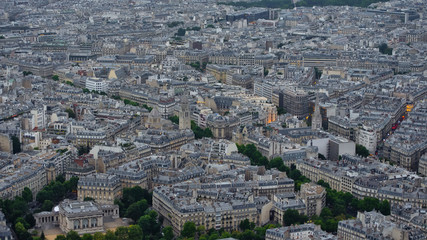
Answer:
30, 106, 47, 129
358, 125, 377, 154
85, 78, 108, 92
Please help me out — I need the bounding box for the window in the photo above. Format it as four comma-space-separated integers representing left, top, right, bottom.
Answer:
91, 218, 97, 227
82, 219, 89, 228
74, 220, 80, 229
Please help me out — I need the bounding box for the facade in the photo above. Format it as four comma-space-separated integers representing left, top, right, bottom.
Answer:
338, 211, 426, 240
0, 211, 13, 240
206, 115, 240, 140
34, 199, 119, 235
299, 183, 326, 217
179, 96, 191, 130
77, 173, 122, 204
283, 88, 310, 118
85, 78, 107, 92
266, 224, 335, 240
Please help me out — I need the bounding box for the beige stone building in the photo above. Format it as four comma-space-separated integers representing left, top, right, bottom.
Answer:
77, 173, 122, 204
299, 183, 326, 217
34, 199, 119, 234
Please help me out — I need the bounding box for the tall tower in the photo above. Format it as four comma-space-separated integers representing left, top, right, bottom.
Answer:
312, 93, 322, 130
179, 95, 191, 130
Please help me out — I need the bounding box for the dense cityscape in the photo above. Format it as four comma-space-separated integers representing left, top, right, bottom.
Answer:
0, 0, 426, 239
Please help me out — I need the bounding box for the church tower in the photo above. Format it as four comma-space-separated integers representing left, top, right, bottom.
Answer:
312, 93, 322, 130
179, 95, 191, 130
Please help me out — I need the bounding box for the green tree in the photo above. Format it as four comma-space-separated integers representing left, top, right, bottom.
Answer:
52, 75, 60, 81
65, 108, 76, 119
25, 214, 35, 229
317, 180, 330, 189
78, 145, 91, 156
105, 230, 117, 240
283, 209, 307, 226
379, 200, 390, 215
378, 43, 393, 55
181, 221, 196, 238
66, 231, 81, 240
93, 232, 105, 240
23, 71, 33, 76
115, 226, 129, 240
314, 67, 322, 79
56, 175, 66, 183
22, 187, 33, 202
239, 219, 255, 231
82, 234, 94, 240
277, 107, 286, 115
15, 222, 31, 240
42, 200, 54, 211
84, 197, 95, 201
128, 225, 143, 240
169, 115, 179, 124
11, 135, 21, 154
162, 226, 174, 240
40, 231, 46, 240
125, 200, 148, 222
176, 28, 186, 36
264, 68, 269, 77
356, 144, 370, 157
55, 235, 67, 240
269, 157, 284, 170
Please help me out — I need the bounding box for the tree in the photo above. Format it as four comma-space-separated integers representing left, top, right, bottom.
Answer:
56, 174, 66, 183
162, 226, 174, 240
128, 225, 143, 240
181, 221, 196, 238
93, 232, 105, 240
115, 226, 129, 240
15, 222, 31, 240
269, 157, 284, 170
277, 107, 286, 115
78, 145, 91, 156
22, 187, 32, 203
65, 108, 76, 119
55, 235, 67, 240
176, 28, 186, 36
125, 200, 148, 222
23, 71, 33, 76
66, 231, 81, 240
42, 200, 54, 211
379, 200, 390, 215
356, 144, 370, 157
52, 75, 60, 81
263, 68, 269, 77
82, 234, 94, 240
11, 135, 21, 154
41, 231, 46, 240
317, 180, 330, 189
378, 43, 393, 55
84, 197, 95, 202
105, 230, 117, 240
239, 219, 255, 231
283, 209, 307, 226
314, 67, 322, 79
169, 115, 179, 124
